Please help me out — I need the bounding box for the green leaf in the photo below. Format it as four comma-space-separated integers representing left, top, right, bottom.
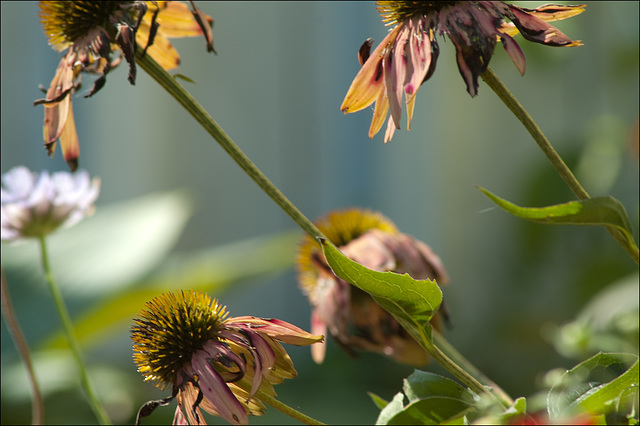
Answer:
376, 371, 479, 425
173, 73, 196, 83
42, 231, 300, 350
319, 238, 442, 341
476, 186, 638, 255
369, 392, 390, 410
548, 352, 639, 422
2, 191, 193, 297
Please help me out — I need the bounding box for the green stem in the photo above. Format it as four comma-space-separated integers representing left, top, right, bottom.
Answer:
1, 268, 45, 425
419, 326, 512, 408
38, 236, 111, 425
255, 388, 326, 425
481, 67, 639, 264
432, 329, 514, 407
135, 50, 325, 243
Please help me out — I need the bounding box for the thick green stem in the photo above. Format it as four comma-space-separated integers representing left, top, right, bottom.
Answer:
255, 388, 326, 425
1, 268, 44, 425
481, 67, 639, 264
135, 50, 325, 243
38, 237, 111, 425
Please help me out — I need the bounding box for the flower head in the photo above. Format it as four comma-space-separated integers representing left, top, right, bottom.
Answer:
341, 1, 585, 142
297, 208, 449, 366
1, 166, 100, 241
131, 290, 323, 425
34, 1, 215, 171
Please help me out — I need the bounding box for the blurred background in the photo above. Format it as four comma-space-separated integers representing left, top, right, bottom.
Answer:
1, 1, 638, 424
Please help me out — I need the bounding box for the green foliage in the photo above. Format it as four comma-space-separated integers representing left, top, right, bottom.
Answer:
477, 186, 639, 259
548, 353, 639, 424
319, 237, 442, 344
376, 371, 478, 425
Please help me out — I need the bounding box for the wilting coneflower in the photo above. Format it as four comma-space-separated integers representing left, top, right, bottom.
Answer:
35, 1, 215, 170
297, 208, 449, 366
341, 1, 585, 142
131, 290, 323, 425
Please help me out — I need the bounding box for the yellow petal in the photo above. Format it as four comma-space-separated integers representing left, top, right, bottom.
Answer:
341, 25, 401, 114
148, 1, 208, 38
137, 30, 181, 70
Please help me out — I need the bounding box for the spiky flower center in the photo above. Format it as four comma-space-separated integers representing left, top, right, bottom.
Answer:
377, 1, 460, 25
39, 1, 137, 51
131, 290, 229, 389
297, 209, 398, 293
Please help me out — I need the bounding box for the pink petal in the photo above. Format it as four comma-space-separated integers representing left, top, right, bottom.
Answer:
500, 33, 526, 75
191, 354, 248, 425
384, 23, 410, 129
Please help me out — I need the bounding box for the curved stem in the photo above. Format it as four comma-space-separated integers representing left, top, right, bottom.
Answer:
255, 388, 326, 425
432, 329, 514, 407
420, 326, 512, 408
1, 267, 45, 425
135, 50, 325, 243
38, 237, 112, 425
482, 67, 639, 264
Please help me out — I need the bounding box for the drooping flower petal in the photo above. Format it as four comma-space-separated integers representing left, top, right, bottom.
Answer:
341, 25, 401, 114
190, 354, 248, 425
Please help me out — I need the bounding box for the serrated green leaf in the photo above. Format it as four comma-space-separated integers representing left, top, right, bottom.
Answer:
548, 352, 639, 421
319, 238, 442, 341
476, 187, 638, 256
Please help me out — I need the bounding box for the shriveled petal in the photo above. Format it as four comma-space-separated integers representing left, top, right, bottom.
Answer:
383, 115, 397, 143
191, 354, 248, 425
403, 17, 431, 110
500, 33, 526, 75
226, 316, 324, 346
310, 310, 328, 364
58, 98, 79, 172
507, 4, 582, 47
384, 23, 410, 129
341, 25, 401, 114
500, 3, 586, 37
41, 54, 75, 146
242, 331, 275, 400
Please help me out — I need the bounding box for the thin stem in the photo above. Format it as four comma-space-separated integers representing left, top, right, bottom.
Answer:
432, 329, 514, 407
135, 50, 326, 243
38, 236, 112, 425
419, 326, 512, 408
254, 388, 326, 425
481, 67, 639, 264
1, 268, 45, 425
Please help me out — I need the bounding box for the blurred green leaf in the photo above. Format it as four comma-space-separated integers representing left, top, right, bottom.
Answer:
2, 191, 193, 297
319, 238, 442, 342
369, 392, 390, 410
43, 231, 300, 350
548, 273, 639, 359
547, 352, 639, 423
376, 371, 478, 425
477, 187, 639, 256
